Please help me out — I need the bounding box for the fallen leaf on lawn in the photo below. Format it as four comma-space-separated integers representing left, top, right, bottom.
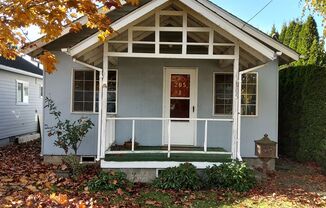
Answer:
50, 193, 68, 205
19, 177, 29, 185
45, 182, 52, 189
112, 179, 118, 185
1, 178, 13, 182
61, 164, 68, 171
26, 185, 38, 192
145, 200, 162, 206
5, 196, 14, 201
117, 188, 123, 195
78, 202, 86, 208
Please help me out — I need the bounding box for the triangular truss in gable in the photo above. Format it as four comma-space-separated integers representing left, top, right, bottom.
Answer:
75, 2, 267, 69
106, 3, 236, 60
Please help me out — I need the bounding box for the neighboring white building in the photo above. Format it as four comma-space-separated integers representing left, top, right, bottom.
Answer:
0, 56, 43, 146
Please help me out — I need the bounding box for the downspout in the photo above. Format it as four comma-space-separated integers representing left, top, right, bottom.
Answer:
237, 53, 280, 161
61, 48, 103, 161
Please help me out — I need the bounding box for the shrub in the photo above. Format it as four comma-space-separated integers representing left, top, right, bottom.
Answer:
317, 140, 326, 175
279, 65, 326, 169
153, 163, 202, 190
62, 155, 85, 180
205, 161, 256, 192
87, 171, 130, 192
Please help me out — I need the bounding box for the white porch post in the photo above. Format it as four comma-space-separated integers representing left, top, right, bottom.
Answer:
100, 42, 109, 158
96, 70, 103, 161
231, 43, 240, 160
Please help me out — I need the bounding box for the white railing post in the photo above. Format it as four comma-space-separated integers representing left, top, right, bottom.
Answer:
204, 120, 208, 152
167, 119, 171, 158
132, 120, 135, 152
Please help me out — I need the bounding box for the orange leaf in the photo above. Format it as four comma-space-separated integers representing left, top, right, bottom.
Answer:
78, 202, 86, 208
38, 51, 57, 74
50, 193, 68, 205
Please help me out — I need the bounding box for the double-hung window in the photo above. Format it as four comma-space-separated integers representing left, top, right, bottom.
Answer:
17, 80, 29, 104
213, 73, 258, 116
72, 69, 117, 114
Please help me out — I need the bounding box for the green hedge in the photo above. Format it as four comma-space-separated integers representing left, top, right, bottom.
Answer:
279, 65, 326, 170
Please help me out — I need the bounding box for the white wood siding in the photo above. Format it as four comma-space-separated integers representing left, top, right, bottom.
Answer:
0, 69, 43, 140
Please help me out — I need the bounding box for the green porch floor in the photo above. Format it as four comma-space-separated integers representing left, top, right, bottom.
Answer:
105, 146, 232, 162
110, 145, 226, 152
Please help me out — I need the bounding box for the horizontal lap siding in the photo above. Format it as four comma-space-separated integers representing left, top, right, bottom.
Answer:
43, 52, 99, 155
0, 70, 43, 140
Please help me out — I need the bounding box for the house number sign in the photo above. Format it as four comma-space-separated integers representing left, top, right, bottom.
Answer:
170, 74, 190, 98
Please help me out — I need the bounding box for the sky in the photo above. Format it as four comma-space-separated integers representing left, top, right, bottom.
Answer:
26, 0, 324, 42
212, 0, 324, 36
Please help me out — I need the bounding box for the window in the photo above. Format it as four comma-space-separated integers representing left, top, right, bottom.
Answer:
17, 80, 29, 104
40, 85, 43, 98
241, 73, 258, 116
72, 69, 117, 113
213, 73, 258, 116
95, 70, 117, 113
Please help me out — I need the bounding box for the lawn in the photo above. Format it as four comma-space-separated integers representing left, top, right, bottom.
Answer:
0, 140, 325, 207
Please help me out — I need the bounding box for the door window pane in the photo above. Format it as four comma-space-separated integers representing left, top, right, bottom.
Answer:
170, 74, 190, 97
170, 99, 190, 118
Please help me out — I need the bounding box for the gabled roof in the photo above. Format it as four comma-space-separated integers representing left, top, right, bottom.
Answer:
0, 56, 43, 77
25, 0, 299, 63
24, 0, 151, 57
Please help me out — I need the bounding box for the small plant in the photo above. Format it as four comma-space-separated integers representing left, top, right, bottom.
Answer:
87, 171, 131, 192
205, 161, 256, 192
153, 163, 202, 190
45, 97, 94, 155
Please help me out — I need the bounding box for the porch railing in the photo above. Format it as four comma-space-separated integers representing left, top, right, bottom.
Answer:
105, 117, 233, 158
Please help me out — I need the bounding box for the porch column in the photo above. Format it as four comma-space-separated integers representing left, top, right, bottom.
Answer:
231, 43, 240, 160
100, 42, 108, 158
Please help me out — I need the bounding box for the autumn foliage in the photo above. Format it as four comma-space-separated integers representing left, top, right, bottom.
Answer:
0, 0, 139, 73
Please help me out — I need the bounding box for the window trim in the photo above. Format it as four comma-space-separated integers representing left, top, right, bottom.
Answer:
71, 68, 118, 115
212, 72, 258, 117
16, 80, 29, 105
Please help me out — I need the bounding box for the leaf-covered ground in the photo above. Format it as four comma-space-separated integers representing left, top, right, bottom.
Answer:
0, 140, 325, 207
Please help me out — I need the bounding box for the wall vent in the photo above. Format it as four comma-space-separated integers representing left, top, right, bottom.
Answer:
80, 156, 96, 163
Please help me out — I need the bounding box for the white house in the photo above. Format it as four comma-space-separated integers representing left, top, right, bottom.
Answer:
25, 0, 299, 181
0, 56, 43, 146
